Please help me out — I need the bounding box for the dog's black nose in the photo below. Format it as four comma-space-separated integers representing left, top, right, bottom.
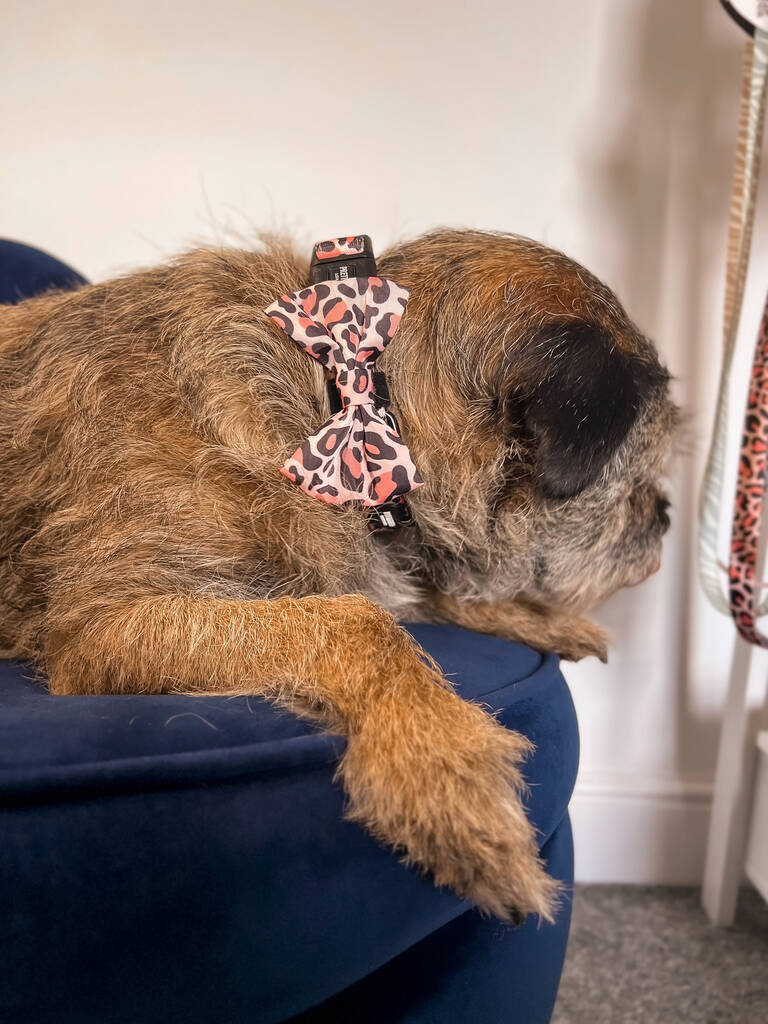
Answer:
657, 495, 671, 533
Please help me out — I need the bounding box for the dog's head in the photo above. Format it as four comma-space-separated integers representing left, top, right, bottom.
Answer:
378, 229, 676, 612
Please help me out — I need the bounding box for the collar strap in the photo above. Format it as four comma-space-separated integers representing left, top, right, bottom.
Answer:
321, 349, 412, 532
265, 235, 421, 533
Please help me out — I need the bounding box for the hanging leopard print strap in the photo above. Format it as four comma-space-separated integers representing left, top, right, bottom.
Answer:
699, 26, 768, 614
729, 290, 768, 644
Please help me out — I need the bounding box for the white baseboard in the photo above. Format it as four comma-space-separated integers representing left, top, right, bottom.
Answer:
569, 772, 714, 885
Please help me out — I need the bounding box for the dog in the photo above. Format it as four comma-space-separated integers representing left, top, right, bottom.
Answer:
0, 229, 675, 922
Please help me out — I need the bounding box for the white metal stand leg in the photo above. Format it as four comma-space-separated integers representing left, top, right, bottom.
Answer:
702, 635, 768, 925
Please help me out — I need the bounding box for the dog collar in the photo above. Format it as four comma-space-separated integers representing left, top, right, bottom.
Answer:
265, 235, 421, 533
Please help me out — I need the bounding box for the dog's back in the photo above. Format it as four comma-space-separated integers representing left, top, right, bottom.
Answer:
0, 249, 355, 660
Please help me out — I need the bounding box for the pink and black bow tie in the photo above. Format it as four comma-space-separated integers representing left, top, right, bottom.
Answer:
265, 237, 422, 514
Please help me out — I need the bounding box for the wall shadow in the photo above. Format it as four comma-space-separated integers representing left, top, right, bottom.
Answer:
578, 0, 749, 777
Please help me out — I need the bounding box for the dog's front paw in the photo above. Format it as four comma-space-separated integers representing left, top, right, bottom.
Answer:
340, 684, 561, 923
553, 618, 609, 662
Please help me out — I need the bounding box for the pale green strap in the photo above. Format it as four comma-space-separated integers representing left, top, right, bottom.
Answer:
699, 29, 768, 614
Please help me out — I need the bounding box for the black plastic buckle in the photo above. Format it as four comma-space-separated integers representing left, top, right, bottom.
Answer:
309, 234, 378, 284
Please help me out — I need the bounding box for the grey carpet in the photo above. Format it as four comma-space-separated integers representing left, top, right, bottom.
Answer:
552, 885, 768, 1024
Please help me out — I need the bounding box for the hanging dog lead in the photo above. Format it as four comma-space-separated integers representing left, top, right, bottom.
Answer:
729, 288, 768, 644
699, 4, 768, 616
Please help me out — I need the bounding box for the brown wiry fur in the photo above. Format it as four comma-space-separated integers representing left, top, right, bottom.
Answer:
0, 230, 675, 922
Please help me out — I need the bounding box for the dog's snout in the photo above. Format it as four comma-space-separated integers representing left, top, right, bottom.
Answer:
656, 495, 671, 533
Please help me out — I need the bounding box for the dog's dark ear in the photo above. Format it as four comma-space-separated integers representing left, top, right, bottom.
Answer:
513, 322, 667, 500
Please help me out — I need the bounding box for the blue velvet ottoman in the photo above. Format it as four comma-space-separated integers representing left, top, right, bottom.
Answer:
0, 244, 578, 1024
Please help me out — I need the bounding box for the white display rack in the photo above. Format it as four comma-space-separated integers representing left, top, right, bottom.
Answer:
703, 638, 768, 925
745, 731, 768, 903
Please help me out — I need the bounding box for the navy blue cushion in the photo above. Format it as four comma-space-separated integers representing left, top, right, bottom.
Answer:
0, 239, 86, 304
0, 244, 578, 1024
0, 628, 578, 1024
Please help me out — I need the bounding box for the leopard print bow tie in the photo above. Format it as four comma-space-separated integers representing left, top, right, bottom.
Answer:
265, 277, 423, 507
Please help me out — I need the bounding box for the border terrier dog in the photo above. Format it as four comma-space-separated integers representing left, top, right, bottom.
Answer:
0, 229, 675, 922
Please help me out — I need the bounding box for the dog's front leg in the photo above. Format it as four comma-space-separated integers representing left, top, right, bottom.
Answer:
45, 592, 559, 922
427, 592, 609, 662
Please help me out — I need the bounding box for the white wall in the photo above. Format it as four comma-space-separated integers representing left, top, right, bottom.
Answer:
2, 0, 765, 882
